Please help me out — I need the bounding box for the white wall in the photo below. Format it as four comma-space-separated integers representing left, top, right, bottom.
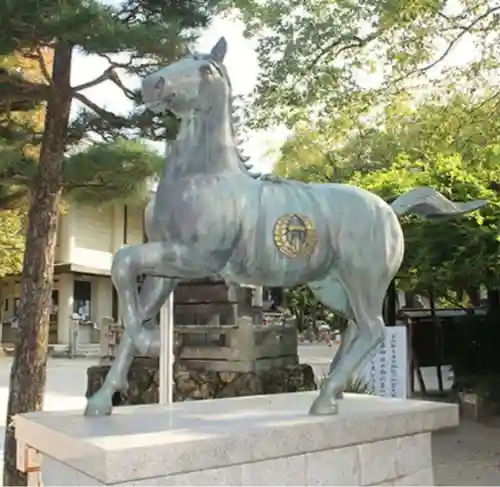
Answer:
58, 202, 145, 273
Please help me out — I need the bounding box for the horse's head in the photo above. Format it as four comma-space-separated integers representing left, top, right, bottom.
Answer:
141, 37, 228, 118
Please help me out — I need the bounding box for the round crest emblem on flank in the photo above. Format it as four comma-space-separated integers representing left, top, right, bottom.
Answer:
273, 213, 317, 258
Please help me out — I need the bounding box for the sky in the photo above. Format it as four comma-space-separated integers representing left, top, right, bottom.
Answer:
70, 14, 289, 174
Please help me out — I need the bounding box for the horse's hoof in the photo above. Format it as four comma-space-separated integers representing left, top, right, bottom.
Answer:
335, 390, 344, 400
84, 390, 113, 417
308, 395, 339, 416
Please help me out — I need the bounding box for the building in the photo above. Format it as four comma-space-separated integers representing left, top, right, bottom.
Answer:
0, 200, 146, 345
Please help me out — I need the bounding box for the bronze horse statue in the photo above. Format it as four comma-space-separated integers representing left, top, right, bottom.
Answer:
85, 37, 487, 417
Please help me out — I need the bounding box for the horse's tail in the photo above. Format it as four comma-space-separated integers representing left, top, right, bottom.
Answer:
390, 186, 488, 218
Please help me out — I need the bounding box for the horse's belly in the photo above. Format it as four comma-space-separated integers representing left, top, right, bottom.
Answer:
221, 255, 336, 287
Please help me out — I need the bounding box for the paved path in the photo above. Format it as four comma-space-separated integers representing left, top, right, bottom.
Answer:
0, 350, 495, 485
434, 419, 500, 485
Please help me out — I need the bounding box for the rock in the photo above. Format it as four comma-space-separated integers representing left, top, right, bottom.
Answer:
86, 358, 317, 406
218, 372, 263, 398
286, 363, 317, 391
219, 371, 237, 383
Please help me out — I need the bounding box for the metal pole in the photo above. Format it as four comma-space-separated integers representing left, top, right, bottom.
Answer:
159, 295, 174, 404
159, 138, 174, 405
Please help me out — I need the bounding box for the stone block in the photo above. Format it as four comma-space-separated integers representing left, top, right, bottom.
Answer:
393, 467, 434, 486
241, 455, 306, 486
14, 392, 458, 486
155, 465, 243, 486
395, 433, 432, 477
359, 438, 398, 485
305, 446, 360, 486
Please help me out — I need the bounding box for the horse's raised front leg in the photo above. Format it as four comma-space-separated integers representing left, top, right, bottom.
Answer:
84, 276, 176, 416
109, 242, 215, 352
309, 281, 386, 416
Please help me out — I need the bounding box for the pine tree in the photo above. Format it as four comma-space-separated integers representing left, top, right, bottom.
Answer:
0, 50, 47, 278
0, 1, 214, 484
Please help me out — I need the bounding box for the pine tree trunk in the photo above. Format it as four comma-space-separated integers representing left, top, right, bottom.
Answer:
3, 42, 72, 487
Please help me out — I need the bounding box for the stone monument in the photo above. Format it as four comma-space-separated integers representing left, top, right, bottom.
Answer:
14, 36, 478, 485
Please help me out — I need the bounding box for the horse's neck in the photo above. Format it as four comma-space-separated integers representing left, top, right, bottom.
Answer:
164, 98, 240, 179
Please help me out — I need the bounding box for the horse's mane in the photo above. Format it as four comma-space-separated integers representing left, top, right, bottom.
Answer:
203, 54, 262, 180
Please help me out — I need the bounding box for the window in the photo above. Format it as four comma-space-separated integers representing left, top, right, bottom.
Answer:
73, 280, 91, 321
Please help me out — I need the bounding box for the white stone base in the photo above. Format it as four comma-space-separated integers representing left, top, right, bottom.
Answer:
14, 392, 458, 486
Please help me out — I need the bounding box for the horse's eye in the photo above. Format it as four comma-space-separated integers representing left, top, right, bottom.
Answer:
199, 64, 214, 77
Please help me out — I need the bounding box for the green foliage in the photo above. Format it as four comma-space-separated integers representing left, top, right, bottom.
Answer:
344, 376, 372, 394
0, 208, 24, 277
63, 138, 164, 203
0, 0, 207, 58
285, 285, 319, 331
318, 372, 372, 394
234, 0, 500, 128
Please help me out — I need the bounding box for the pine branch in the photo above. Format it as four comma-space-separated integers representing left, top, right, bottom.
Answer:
73, 67, 116, 92
109, 71, 140, 101
73, 92, 130, 128
86, 54, 150, 101
72, 91, 179, 139
98, 52, 161, 78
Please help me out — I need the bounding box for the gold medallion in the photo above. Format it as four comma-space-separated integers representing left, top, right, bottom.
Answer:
273, 213, 317, 258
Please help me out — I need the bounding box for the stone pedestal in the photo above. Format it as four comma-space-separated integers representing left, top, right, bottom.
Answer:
15, 392, 458, 486
87, 358, 317, 404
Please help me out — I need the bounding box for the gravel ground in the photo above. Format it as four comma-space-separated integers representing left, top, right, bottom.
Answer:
433, 419, 500, 485
0, 353, 497, 485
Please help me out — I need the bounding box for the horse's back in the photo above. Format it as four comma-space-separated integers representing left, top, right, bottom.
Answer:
259, 179, 393, 226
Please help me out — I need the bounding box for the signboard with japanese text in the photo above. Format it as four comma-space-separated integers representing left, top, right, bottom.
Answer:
362, 325, 408, 399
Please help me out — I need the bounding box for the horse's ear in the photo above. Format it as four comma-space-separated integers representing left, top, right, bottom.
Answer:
210, 37, 227, 61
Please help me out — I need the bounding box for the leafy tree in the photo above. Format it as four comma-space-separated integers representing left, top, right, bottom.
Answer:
234, 0, 500, 128
0, 0, 216, 484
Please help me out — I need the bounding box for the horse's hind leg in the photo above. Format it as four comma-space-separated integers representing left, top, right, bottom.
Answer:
84, 276, 176, 416
310, 279, 357, 396
309, 279, 387, 416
